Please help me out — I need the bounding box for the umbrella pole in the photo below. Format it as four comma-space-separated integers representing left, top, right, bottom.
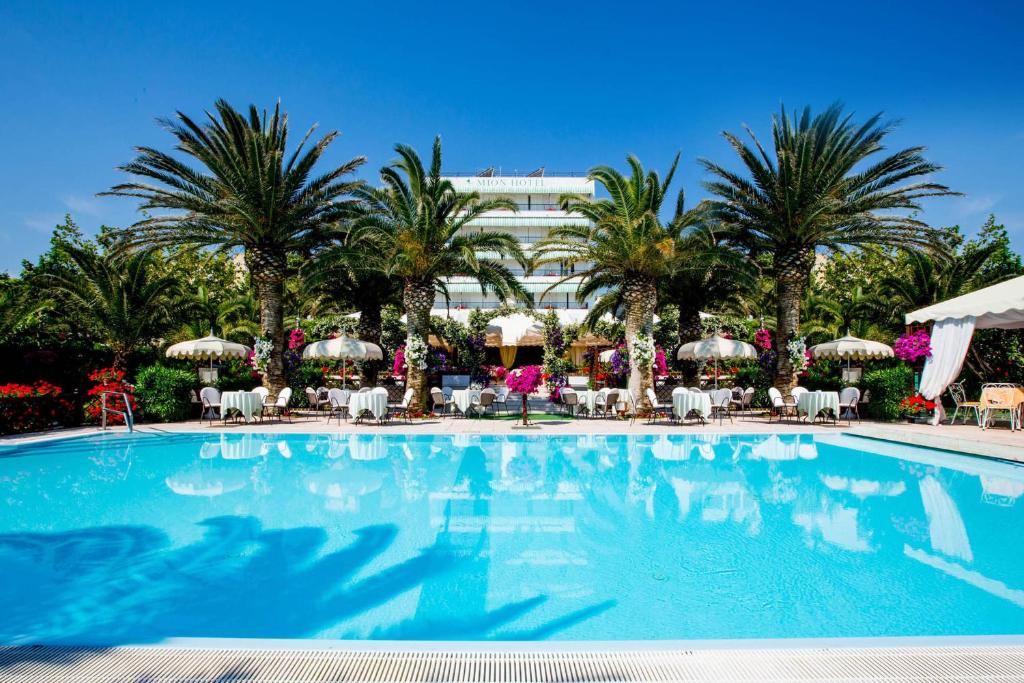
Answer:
714, 358, 719, 389
342, 358, 347, 389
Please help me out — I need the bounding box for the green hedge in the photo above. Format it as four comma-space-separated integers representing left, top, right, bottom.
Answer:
862, 365, 914, 421
135, 366, 196, 423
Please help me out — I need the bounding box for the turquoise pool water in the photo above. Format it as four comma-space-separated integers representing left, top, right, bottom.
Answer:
1, 431, 1022, 644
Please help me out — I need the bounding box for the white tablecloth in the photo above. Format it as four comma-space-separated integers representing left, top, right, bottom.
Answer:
451, 389, 482, 415
221, 391, 263, 423
349, 392, 388, 422
579, 390, 600, 414
798, 391, 840, 421
673, 392, 713, 420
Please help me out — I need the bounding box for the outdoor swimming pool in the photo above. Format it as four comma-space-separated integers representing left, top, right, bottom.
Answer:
1, 431, 1022, 645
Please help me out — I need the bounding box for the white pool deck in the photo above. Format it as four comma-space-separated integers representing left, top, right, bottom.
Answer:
2, 414, 1024, 682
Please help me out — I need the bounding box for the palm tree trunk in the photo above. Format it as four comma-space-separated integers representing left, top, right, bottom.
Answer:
356, 304, 383, 387
247, 248, 288, 397
404, 278, 434, 412
623, 276, 657, 410
676, 303, 703, 384
773, 249, 814, 395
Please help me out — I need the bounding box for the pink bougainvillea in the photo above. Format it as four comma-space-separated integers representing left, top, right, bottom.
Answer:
392, 345, 407, 377
755, 328, 773, 350
894, 330, 932, 362
506, 365, 543, 394
654, 347, 668, 377
287, 328, 305, 350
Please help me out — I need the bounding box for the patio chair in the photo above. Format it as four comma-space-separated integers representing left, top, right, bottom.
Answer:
711, 388, 733, 424
199, 387, 222, 425
838, 387, 861, 424
468, 388, 496, 418
734, 387, 755, 419
791, 386, 808, 402
560, 388, 579, 416
430, 387, 454, 416
388, 388, 415, 423
267, 387, 292, 422
645, 388, 673, 424
601, 390, 620, 418
493, 387, 510, 414
327, 388, 350, 424
357, 387, 372, 394
768, 387, 795, 423
947, 381, 983, 426
688, 386, 701, 393
304, 387, 329, 420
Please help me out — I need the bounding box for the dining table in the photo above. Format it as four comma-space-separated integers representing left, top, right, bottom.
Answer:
451, 389, 482, 416
348, 391, 388, 423
220, 391, 263, 423
673, 391, 713, 422
797, 391, 840, 423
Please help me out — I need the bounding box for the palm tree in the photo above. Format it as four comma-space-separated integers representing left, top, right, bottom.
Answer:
101, 99, 365, 395
0, 276, 49, 345
303, 240, 403, 386
181, 284, 259, 342
701, 103, 957, 392
350, 137, 531, 409
880, 242, 1006, 313
39, 246, 186, 373
536, 155, 684, 406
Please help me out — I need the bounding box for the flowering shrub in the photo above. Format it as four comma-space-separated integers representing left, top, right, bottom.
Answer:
0, 381, 72, 435
404, 335, 428, 370
631, 333, 656, 369
492, 366, 508, 382
506, 365, 544, 394
83, 368, 136, 425
392, 345, 407, 377
610, 344, 629, 383
250, 336, 273, 372
507, 364, 544, 425
786, 337, 809, 371
754, 328, 773, 350
654, 347, 668, 377
287, 327, 305, 350
900, 393, 937, 415
895, 329, 932, 363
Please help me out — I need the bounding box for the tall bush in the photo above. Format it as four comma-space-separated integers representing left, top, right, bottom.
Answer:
862, 365, 914, 421
134, 366, 195, 422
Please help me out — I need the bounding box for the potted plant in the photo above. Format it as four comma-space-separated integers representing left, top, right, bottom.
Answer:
506, 364, 543, 427
899, 393, 936, 423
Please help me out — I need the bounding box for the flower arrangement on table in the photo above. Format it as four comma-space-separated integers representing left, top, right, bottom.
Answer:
505, 364, 543, 426
900, 393, 936, 417
895, 330, 932, 363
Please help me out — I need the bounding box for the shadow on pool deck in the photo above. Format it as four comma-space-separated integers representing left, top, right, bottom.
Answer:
0, 515, 613, 661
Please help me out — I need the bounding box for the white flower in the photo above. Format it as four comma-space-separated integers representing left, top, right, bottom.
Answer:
786, 337, 809, 370
252, 336, 273, 372
632, 333, 656, 369
404, 335, 429, 370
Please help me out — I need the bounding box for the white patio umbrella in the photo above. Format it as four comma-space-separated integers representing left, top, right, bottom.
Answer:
677, 334, 757, 388
809, 334, 894, 371
165, 334, 251, 371
302, 335, 383, 388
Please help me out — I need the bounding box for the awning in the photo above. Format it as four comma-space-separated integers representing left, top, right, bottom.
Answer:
906, 275, 1024, 329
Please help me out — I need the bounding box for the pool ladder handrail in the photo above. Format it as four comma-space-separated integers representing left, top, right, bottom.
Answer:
100, 390, 134, 432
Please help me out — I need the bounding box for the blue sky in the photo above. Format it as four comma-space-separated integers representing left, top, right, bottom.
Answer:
1, 1, 1022, 273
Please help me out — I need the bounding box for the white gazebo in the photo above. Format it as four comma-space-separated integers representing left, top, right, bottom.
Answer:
906, 274, 1024, 424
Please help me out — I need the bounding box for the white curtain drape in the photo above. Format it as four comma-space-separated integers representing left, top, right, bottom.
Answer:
919, 316, 976, 425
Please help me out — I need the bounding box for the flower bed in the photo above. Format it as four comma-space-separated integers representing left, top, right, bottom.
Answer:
0, 381, 73, 435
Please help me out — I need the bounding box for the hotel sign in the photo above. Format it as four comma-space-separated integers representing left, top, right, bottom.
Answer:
446, 176, 594, 195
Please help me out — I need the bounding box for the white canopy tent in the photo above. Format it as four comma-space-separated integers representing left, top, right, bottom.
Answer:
906, 274, 1024, 424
